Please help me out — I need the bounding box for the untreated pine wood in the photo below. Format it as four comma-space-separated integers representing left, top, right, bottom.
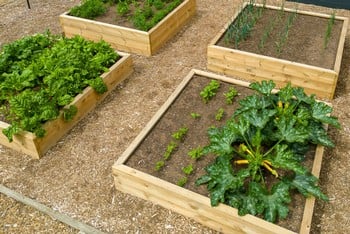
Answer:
0, 52, 133, 159
112, 69, 326, 234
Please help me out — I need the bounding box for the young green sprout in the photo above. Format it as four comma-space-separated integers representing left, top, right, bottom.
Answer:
177, 177, 188, 187
188, 147, 204, 160
224, 87, 238, 104
215, 108, 225, 121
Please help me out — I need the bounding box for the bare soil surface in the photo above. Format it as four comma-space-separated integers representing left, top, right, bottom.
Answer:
1, 0, 350, 233
216, 6, 343, 69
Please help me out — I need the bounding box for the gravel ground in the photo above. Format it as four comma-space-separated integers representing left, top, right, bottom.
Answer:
0, 0, 350, 233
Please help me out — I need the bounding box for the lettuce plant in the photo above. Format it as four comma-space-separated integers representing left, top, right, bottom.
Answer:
196, 80, 340, 223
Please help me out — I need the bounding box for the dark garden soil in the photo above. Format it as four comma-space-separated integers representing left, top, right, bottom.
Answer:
126, 74, 317, 232
216, 6, 343, 69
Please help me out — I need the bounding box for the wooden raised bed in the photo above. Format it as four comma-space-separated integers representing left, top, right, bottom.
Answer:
59, 0, 196, 56
0, 52, 133, 159
207, 3, 348, 100
112, 69, 325, 234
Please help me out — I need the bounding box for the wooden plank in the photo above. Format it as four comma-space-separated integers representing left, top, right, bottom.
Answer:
0, 184, 106, 234
0, 122, 39, 158
208, 46, 337, 82
207, 52, 335, 99
112, 69, 326, 234
334, 17, 349, 73
149, 0, 196, 54
113, 165, 295, 234
0, 53, 133, 159
299, 145, 325, 234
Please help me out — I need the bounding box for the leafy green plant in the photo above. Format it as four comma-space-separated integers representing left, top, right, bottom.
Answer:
177, 177, 188, 187
224, 2, 263, 48
258, 15, 277, 50
324, 11, 336, 49
155, 160, 165, 171
163, 141, 177, 160
69, 0, 107, 19
190, 112, 201, 119
200, 80, 220, 103
0, 31, 118, 141
116, 1, 130, 16
172, 127, 188, 141
215, 108, 225, 121
188, 146, 204, 160
275, 9, 297, 54
182, 164, 194, 175
224, 87, 238, 104
196, 80, 340, 223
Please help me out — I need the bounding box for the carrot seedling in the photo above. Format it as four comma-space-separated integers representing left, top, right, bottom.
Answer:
177, 177, 188, 187
182, 164, 194, 175
215, 108, 225, 121
190, 112, 201, 119
154, 160, 165, 171
163, 141, 177, 160
188, 147, 204, 160
224, 87, 238, 104
172, 127, 188, 141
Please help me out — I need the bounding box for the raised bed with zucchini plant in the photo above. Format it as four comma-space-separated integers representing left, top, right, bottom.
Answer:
59, 0, 196, 56
207, 1, 348, 99
112, 69, 340, 233
0, 31, 133, 159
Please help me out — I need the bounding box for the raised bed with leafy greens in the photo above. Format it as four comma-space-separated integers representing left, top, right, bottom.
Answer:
196, 80, 340, 223
0, 31, 119, 142
69, 0, 183, 31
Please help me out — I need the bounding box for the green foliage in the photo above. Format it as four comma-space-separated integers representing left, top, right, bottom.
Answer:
116, 1, 130, 16
155, 160, 165, 171
163, 141, 177, 160
177, 177, 188, 187
275, 9, 297, 54
123, 0, 183, 31
190, 112, 201, 119
0, 32, 118, 141
215, 108, 225, 121
196, 80, 340, 223
224, 87, 238, 104
69, 0, 107, 19
182, 164, 194, 175
188, 146, 204, 160
172, 127, 188, 141
200, 80, 220, 103
224, 3, 263, 48
63, 105, 78, 121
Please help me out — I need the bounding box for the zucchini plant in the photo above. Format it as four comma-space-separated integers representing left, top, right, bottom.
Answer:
196, 80, 340, 223
0, 31, 119, 141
